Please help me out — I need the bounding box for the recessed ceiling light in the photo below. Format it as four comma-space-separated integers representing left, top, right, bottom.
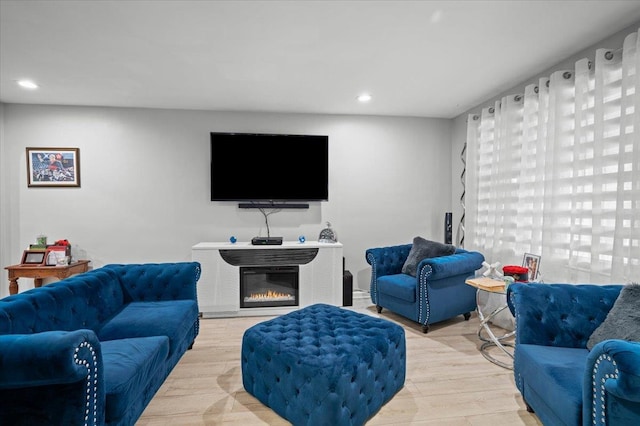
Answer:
17, 80, 39, 89
430, 9, 444, 24
357, 93, 372, 103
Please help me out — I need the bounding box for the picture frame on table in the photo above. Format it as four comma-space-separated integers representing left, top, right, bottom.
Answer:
21, 250, 46, 265
26, 147, 80, 187
522, 253, 541, 281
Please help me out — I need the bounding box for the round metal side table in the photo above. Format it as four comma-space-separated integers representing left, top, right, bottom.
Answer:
476, 286, 515, 369
465, 277, 515, 370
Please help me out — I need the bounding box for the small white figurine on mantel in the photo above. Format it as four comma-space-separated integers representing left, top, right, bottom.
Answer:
318, 222, 338, 243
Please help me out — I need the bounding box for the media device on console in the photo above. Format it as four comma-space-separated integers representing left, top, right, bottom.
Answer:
251, 237, 284, 245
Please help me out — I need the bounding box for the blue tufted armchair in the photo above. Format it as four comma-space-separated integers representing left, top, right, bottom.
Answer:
507, 283, 640, 426
365, 244, 485, 333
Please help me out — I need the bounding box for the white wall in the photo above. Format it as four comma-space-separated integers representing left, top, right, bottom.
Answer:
0, 103, 8, 287
0, 104, 451, 297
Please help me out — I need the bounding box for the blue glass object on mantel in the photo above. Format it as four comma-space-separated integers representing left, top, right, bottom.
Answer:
229, 236, 237, 244
298, 235, 306, 243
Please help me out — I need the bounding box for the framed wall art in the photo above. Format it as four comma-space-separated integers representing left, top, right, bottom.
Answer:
26, 147, 80, 187
522, 253, 541, 281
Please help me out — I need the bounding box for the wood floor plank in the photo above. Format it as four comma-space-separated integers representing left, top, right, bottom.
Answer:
138, 300, 542, 425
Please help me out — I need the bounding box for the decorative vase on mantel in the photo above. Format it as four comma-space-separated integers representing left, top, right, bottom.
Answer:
318, 222, 338, 243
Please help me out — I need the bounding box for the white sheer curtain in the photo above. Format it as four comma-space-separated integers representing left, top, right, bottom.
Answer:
466, 28, 640, 284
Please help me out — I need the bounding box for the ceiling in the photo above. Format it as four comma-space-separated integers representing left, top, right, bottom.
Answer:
2, 1, 640, 119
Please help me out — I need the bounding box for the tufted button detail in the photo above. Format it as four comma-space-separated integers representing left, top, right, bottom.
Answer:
240, 303, 406, 425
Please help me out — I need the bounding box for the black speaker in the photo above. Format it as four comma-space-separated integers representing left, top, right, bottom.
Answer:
342, 257, 352, 306
444, 212, 453, 244
343, 270, 353, 306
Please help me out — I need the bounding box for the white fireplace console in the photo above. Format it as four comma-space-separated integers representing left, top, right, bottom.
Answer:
192, 241, 344, 318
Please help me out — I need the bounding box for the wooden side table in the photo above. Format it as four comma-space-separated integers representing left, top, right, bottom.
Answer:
5, 260, 91, 295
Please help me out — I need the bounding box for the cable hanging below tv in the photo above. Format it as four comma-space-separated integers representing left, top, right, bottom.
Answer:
238, 202, 309, 209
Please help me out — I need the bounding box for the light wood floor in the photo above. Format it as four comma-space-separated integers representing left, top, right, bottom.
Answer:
137, 297, 542, 425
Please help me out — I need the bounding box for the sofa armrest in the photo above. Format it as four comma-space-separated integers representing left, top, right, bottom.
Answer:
418, 249, 484, 281
507, 283, 622, 347
584, 340, 640, 425
103, 261, 201, 302
0, 329, 105, 425
365, 244, 412, 277
0, 329, 102, 388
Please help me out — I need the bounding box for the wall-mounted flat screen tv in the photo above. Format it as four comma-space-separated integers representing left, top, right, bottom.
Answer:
210, 132, 329, 202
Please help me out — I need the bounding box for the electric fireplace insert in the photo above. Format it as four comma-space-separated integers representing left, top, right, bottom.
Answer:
240, 265, 299, 308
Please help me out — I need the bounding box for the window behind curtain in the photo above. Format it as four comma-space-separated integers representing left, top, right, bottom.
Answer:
465, 29, 640, 284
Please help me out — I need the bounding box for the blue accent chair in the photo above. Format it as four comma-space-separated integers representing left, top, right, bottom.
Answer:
507, 282, 640, 426
365, 245, 485, 333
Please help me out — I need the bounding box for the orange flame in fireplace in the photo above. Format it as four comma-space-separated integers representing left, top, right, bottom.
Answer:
249, 290, 292, 300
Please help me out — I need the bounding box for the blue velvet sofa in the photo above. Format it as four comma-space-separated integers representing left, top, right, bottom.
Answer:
0, 262, 201, 426
365, 244, 485, 333
507, 282, 640, 426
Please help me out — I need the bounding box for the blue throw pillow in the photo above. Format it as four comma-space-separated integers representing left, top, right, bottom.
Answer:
401, 236, 456, 277
587, 282, 640, 350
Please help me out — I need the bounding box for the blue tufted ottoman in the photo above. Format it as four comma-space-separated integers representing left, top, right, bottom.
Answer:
241, 303, 406, 425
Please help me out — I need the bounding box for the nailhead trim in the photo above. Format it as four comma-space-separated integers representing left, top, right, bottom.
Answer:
366, 253, 378, 304
509, 291, 524, 391
591, 353, 619, 425
74, 341, 98, 426
418, 264, 433, 325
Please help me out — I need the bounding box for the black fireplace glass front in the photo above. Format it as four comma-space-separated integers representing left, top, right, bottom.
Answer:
240, 265, 299, 308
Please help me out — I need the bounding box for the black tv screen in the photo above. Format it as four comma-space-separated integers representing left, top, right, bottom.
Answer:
210, 132, 329, 202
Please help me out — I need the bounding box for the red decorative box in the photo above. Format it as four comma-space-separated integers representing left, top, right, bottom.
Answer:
503, 265, 529, 282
